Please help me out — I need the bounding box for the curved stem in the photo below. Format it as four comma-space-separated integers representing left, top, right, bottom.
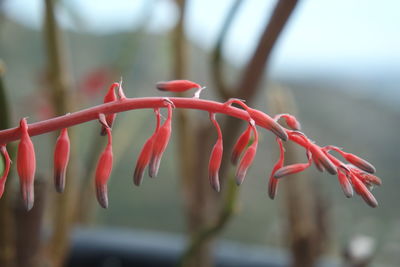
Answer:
0, 97, 287, 144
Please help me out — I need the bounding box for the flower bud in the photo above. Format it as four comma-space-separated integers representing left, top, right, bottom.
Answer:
350, 174, 378, 208
134, 136, 155, 186
208, 113, 223, 192
95, 128, 113, 208
134, 109, 160, 185
156, 80, 201, 92
310, 145, 337, 175
235, 124, 258, 185
342, 152, 375, 174
337, 169, 353, 198
247, 108, 288, 141
149, 104, 172, 177
274, 162, 310, 178
231, 125, 252, 165
268, 139, 284, 199
53, 128, 70, 193
17, 118, 36, 211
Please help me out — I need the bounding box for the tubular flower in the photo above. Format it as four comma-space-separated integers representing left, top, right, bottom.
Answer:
274, 151, 312, 178
235, 121, 258, 185
268, 138, 285, 199
309, 144, 337, 175
53, 128, 70, 193
156, 80, 201, 92
274, 113, 301, 130
149, 102, 173, 177
134, 109, 160, 186
101, 82, 118, 135
208, 113, 223, 192
0, 145, 11, 199
349, 172, 378, 208
337, 168, 353, 198
17, 118, 36, 211
0, 80, 382, 208
324, 146, 375, 174
231, 124, 252, 165
95, 126, 113, 209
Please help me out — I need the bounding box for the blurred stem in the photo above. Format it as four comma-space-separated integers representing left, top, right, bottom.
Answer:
0, 63, 16, 267
177, 177, 238, 267
171, 0, 211, 266
236, 0, 298, 100
211, 0, 243, 100
268, 88, 329, 267
43, 0, 78, 266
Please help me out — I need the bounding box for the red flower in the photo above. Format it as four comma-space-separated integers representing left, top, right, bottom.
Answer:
134, 109, 160, 186
0, 145, 11, 199
349, 172, 378, 208
53, 128, 70, 193
268, 138, 285, 199
337, 168, 353, 198
273, 151, 312, 178
156, 80, 201, 92
235, 122, 258, 185
208, 113, 223, 192
149, 103, 173, 177
95, 127, 113, 208
275, 113, 301, 130
231, 124, 252, 165
17, 118, 36, 211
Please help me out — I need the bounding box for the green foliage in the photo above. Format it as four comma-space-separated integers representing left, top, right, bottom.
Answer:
0, 152, 4, 177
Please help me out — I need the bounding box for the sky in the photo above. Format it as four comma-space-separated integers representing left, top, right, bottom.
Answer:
3, 0, 400, 78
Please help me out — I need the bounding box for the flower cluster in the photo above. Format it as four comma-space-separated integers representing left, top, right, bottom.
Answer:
0, 80, 381, 210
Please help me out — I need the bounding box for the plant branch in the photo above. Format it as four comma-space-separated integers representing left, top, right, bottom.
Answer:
0, 97, 288, 144
211, 0, 243, 100
236, 0, 298, 100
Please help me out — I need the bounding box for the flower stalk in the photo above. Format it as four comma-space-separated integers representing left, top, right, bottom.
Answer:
0, 81, 382, 209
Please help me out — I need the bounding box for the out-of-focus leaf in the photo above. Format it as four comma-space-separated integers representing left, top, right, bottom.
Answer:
0, 152, 4, 177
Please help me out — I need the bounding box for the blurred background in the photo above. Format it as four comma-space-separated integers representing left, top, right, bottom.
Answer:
0, 0, 399, 266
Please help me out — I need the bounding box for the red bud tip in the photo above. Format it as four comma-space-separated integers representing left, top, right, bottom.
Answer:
17, 118, 36, 211
53, 128, 70, 193
156, 80, 201, 92
95, 128, 113, 208
343, 153, 376, 174
149, 104, 172, 178
0, 146, 11, 199
231, 125, 252, 165
337, 170, 353, 198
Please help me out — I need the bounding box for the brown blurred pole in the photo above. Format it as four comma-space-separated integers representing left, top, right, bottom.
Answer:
268, 87, 329, 267
177, 1, 300, 266
43, 0, 78, 266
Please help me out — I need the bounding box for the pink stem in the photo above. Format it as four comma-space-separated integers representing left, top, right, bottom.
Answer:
0, 97, 285, 144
